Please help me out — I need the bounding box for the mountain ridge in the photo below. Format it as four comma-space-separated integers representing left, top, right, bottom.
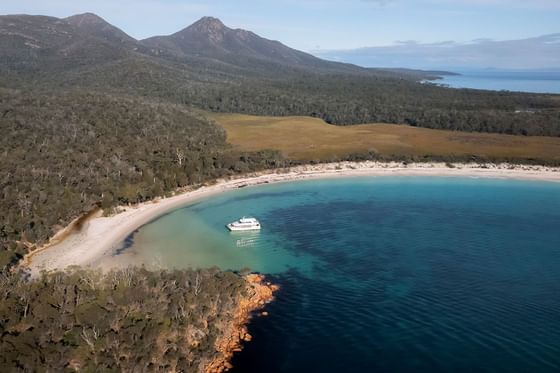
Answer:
140, 15, 364, 73
0, 12, 446, 79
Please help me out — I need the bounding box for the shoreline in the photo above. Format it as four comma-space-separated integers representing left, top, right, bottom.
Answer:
24, 161, 560, 275
206, 274, 279, 373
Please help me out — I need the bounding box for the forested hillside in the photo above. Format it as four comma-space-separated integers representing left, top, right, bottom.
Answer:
0, 89, 284, 268
0, 267, 263, 371
1, 13, 559, 137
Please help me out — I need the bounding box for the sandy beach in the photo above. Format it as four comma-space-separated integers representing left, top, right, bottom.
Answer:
24, 161, 560, 275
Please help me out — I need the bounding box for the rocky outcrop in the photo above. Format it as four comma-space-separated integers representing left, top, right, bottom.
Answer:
205, 274, 279, 373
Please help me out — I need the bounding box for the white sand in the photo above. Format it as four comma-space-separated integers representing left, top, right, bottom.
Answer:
25, 161, 560, 275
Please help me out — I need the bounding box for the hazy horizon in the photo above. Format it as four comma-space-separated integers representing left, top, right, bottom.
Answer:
315, 34, 560, 71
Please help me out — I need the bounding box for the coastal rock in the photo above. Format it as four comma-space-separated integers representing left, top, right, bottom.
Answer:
204, 274, 278, 373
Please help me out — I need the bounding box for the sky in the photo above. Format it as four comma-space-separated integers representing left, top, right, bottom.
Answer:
2, 0, 559, 69
316, 34, 560, 70
2, 0, 559, 51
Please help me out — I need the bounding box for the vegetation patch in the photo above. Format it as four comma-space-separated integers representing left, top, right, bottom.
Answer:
0, 267, 274, 372
0, 89, 285, 268
212, 113, 560, 163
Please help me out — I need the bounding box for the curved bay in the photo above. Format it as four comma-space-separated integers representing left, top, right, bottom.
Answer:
120, 177, 560, 372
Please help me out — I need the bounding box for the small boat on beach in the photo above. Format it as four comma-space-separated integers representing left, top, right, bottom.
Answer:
226, 217, 261, 231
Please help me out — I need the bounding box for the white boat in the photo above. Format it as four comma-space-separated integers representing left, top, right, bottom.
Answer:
226, 217, 261, 231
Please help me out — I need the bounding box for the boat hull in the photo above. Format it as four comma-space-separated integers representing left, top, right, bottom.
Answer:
226, 224, 261, 231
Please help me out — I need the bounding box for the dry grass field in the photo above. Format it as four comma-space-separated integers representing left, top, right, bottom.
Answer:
210, 113, 560, 162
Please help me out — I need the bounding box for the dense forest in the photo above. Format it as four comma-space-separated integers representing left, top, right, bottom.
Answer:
6, 61, 560, 137
0, 89, 285, 269
175, 74, 560, 136
0, 267, 253, 371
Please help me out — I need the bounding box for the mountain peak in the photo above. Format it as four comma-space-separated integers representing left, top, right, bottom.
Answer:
196, 16, 225, 26
65, 12, 107, 27
64, 12, 137, 44
172, 16, 229, 44
141, 15, 345, 71
188, 16, 227, 33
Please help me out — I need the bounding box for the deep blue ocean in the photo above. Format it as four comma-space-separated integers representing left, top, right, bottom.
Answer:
122, 177, 560, 372
434, 71, 560, 94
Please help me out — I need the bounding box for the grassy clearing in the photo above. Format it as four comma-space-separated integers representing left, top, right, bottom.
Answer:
210, 113, 560, 162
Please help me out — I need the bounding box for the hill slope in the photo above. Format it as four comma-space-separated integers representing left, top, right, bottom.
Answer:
0, 12, 559, 137
0, 14, 136, 81
0, 13, 432, 81
141, 16, 364, 74
65, 12, 137, 47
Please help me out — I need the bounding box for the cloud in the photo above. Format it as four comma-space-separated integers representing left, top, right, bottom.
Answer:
314, 34, 560, 69
421, 0, 560, 10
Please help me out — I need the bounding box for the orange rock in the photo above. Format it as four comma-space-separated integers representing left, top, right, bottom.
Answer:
204, 273, 278, 373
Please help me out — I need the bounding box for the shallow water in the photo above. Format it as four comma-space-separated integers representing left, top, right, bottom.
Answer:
122, 177, 560, 372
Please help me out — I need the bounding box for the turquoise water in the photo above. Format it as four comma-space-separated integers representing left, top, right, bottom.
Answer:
122, 177, 560, 372
435, 71, 560, 94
